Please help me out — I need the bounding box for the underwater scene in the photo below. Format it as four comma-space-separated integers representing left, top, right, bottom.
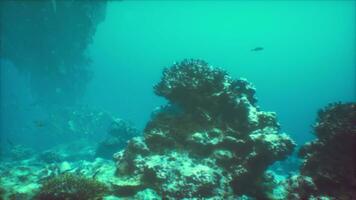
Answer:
0, 1, 355, 199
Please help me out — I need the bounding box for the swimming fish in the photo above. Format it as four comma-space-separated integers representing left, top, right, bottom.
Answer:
33, 120, 47, 128
92, 169, 101, 179
6, 138, 15, 147
251, 47, 264, 51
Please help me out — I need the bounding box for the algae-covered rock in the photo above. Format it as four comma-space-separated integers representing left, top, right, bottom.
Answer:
111, 176, 144, 197
138, 152, 228, 198
287, 102, 356, 199
0, 142, 117, 199
114, 59, 295, 199
35, 173, 108, 200
285, 175, 318, 199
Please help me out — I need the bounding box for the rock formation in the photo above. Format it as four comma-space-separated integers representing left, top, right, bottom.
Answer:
113, 59, 295, 199
287, 102, 356, 199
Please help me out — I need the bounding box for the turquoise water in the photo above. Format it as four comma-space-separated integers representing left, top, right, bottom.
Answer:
85, 1, 355, 145
0, 1, 355, 199
0, 0, 354, 151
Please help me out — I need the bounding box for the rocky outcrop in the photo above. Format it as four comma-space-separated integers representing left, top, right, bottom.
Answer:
113, 59, 295, 199
287, 102, 356, 199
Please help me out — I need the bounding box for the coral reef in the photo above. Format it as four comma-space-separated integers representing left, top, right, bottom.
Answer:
113, 59, 295, 199
287, 102, 356, 199
0, 156, 42, 199
285, 175, 319, 199
96, 119, 140, 159
35, 173, 108, 200
0, 139, 117, 199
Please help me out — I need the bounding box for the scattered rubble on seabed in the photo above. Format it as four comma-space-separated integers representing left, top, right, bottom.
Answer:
0, 118, 142, 200
0, 144, 294, 200
0, 140, 111, 199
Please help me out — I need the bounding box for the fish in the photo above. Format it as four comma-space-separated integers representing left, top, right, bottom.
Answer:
92, 169, 101, 179
33, 120, 47, 128
6, 138, 15, 147
251, 47, 264, 51
60, 168, 73, 174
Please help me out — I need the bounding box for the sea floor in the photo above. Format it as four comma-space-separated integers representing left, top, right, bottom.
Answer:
0, 139, 297, 200
0, 140, 118, 199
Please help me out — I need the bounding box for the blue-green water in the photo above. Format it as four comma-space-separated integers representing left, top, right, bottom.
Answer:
0, 1, 355, 199
84, 1, 355, 145
0, 0, 354, 151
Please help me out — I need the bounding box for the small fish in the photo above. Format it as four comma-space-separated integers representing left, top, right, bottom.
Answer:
92, 169, 101, 179
6, 138, 15, 147
60, 168, 72, 174
33, 120, 46, 128
251, 47, 264, 51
